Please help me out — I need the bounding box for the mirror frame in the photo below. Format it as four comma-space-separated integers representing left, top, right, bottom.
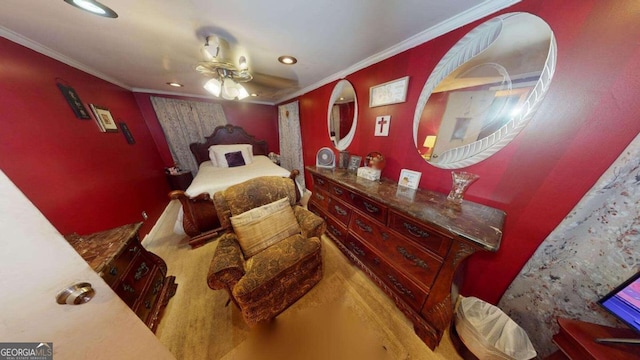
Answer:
413, 12, 557, 169
327, 79, 358, 151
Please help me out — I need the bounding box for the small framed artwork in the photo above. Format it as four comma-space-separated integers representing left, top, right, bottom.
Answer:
57, 82, 91, 119
369, 76, 409, 107
398, 169, 422, 190
348, 155, 362, 171
119, 122, 135, 144
90, 104, 118, 132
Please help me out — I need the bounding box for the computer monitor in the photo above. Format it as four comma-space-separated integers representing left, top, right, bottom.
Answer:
597, 271, 640, 344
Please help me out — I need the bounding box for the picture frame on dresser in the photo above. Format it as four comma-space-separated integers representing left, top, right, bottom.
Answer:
347, 155, 362, 171
398, 169, 421, 189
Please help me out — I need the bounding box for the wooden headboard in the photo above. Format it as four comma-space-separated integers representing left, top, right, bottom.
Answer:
190, 124, 269, 165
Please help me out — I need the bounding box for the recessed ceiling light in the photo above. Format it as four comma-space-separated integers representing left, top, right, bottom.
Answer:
64, 0, 118, 18
166, 82, 183, 87
278, 56, 297, 65
250, 93, 258, 97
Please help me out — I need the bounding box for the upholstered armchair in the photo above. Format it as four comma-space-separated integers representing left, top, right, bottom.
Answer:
207, 176, 326, 326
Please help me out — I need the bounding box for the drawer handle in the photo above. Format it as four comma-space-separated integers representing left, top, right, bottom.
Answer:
355, 219, 373, 233
153, 279, 163, 294
387, 274, 414, 298
333, 187, 343, 195
373, 257, 381, 266
328, 224, 343, 237
348, 242, 366, 257
397, 246, 429, 270
315, 193, 325, 201
317, 178, 325, 185
109, 266, 118, 276
334, 205, 347, 216
403, 222, 430, 238
381, 232, 389, 241
145, 300, 152, 309
363, 201, 379, 214
129, 246, 139, 253
122, 284, 135, 293
134, 262, 149, 281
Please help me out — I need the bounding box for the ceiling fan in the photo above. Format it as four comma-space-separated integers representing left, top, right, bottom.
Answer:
195, 36, 252, 100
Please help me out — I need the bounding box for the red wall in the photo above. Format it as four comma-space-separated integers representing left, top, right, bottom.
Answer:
133, 93, 279, 167
0, 38, 170, 236
297, 0, 640, 303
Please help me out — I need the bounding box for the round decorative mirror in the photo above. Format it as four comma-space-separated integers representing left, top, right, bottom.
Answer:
413, 12, 557, 169
328, 79, 358, 150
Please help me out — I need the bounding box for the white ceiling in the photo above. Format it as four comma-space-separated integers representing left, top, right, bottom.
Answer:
0, 0, 519, 104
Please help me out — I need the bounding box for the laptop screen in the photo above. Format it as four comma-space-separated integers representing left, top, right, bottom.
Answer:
598, 272, 640, 333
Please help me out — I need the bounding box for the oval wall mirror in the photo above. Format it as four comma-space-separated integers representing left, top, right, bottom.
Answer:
328, 79, 358, 151
413, 12, 557, 169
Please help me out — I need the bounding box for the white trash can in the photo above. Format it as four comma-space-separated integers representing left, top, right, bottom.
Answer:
454, 296, 537, 360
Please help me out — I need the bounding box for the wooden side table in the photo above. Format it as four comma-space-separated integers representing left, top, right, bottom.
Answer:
548, 317, 639, 359
166, 171, 193, 191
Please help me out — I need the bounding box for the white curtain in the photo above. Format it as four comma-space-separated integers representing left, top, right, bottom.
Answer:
278, 101, 305, 190
498, 132, 640, 357
150, 97, 227, 175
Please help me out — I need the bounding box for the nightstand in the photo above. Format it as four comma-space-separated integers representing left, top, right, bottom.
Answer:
166, 171, 193, 191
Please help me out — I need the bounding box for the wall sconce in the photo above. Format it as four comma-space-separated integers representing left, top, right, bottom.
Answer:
423, 135, 437, 160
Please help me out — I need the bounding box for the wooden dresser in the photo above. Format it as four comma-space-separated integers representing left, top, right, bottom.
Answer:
65, 222, 177, 332
306, 166, 505, 349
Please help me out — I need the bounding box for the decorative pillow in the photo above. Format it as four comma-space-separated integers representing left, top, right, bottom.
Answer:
230, 197, 301, 258
209, 144, 253, 167
225, 151, 246, 167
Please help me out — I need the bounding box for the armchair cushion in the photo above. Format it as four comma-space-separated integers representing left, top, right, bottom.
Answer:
233, 233, 321, 302
231, 198, 301, 258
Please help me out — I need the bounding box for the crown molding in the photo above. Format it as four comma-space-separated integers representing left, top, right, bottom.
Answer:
277, 0, 520, 104
0, 26, 130, 90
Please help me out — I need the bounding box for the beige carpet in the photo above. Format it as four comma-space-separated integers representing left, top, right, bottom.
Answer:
143, 200, 463, 360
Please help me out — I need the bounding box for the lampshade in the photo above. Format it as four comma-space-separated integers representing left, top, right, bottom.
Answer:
203, 78, 222, 97
423, 135, 437, 148
237, 84, 249, 100
221, 79, 240, 100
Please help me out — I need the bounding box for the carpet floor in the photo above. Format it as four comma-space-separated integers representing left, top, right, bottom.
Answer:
142, 200, 463, 360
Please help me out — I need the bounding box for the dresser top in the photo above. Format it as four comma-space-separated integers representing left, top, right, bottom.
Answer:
65, 222, 143, 272
307, 167, 505, 251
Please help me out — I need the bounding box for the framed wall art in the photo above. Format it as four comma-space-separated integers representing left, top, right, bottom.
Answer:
369, 76, 409, 107
89, 104, 118, 132
56, 82, 91, 119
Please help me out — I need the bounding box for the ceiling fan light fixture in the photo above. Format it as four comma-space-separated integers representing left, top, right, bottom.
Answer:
278, 55, 297, 65
204, 78, 222, 97
64, 0, 118, 18
166, 82, 183, 87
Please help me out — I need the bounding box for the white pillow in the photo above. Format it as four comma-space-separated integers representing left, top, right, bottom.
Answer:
208, 144, 253, 167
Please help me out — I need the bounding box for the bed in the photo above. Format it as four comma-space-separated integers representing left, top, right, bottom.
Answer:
169, 124, 299, 248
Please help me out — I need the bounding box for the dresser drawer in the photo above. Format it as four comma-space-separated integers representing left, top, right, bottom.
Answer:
351, 212, 442, 289
349, 192, 387, 224
346, 234, 427, 310
327, 197, 351, 227
325, 216, 348, 244
101, 238, 141, 286
115, 253, 153, 306
309, 189, 330, 212
135, 270, 165, 322
389, 211, 452, 258
311, 174, 330, 192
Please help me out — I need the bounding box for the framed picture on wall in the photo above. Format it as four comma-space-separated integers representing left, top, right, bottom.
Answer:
89, 104, 118, 132
56, 82, 91, 119
369, 76, 409, 107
